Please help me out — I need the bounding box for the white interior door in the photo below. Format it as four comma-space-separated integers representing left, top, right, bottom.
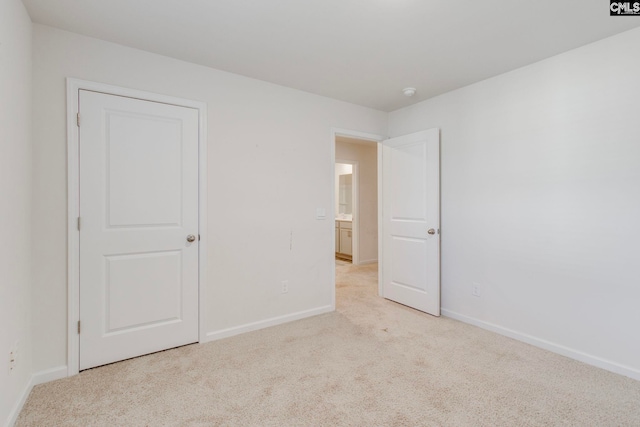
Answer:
382, 129, 440, 316
79, 90, 199, 370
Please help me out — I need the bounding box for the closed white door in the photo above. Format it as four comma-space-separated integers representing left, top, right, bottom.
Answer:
382, 129, 440, 316
79, 90, 199, 370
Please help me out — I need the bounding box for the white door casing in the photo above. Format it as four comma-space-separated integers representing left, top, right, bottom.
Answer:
78, 89, 200, 370
382, 129, 440, 316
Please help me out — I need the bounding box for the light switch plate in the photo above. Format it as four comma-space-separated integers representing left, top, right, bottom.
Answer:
316, 208, 326, 220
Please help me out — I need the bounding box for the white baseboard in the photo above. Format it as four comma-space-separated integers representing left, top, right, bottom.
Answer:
203, 305, 333, 342
441, 309, 640, 381
31, 365, 67, 386
6, 365, 67, 427
358, 259, 378, 265
5, 378, 31, 427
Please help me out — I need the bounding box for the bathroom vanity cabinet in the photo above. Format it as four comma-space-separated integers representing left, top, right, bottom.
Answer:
335, 220, 353, 260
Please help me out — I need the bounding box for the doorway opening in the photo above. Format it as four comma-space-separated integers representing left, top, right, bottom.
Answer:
330, 127, 441, 317
332, 131, 383, 311
335, 161, 354, 263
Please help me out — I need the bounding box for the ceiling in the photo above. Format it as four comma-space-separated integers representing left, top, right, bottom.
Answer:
23, 0, 640, 112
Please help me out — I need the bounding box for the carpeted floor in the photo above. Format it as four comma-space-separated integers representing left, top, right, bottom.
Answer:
16, 262, 640, 426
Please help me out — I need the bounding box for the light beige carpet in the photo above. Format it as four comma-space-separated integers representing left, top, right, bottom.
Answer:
17, 262, 640, 426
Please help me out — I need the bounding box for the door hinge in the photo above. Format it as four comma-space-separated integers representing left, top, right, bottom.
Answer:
198, 234, 201, 241
77, 217, 81, 231
77, 320, 81, 334
77, 112, 81, 127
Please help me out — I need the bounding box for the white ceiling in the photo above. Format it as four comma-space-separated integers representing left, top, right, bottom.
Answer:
23, 0, 640, 111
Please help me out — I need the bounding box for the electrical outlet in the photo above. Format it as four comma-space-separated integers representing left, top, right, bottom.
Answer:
281, 280, 289, 294
472, 282, 482, 297
9, 341, 18, 372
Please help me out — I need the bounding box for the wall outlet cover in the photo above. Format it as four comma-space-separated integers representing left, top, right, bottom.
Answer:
472, 283, 482, 297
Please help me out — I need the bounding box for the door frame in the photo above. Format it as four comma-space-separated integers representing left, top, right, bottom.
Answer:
330, 128, 385, 310
66, 78, 208, 376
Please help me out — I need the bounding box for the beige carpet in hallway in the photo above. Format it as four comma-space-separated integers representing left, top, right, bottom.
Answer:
17, 262, 640, 426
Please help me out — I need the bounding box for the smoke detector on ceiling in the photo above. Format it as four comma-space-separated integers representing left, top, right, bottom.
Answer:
402, 87, 417, 97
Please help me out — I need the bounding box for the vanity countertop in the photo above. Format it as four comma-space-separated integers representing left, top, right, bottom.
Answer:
335, 216, 352, 222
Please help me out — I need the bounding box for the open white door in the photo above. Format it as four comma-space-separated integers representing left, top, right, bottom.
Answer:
78, 90, 199, 370
382, 129, 440, 316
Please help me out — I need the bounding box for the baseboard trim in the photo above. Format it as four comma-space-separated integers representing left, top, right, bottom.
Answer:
31, 365, 67, 386
203, 305, 333, 342
358, 259, 378, 265
441, 309, 640, 381
5, 377, 31, 427
6, 365, 67, 427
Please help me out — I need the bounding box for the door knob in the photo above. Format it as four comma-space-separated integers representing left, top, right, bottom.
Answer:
186, 234, 196, 242
427, 228, 436, 235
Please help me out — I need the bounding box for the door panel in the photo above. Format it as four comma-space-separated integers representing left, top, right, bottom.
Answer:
79, 90, 199, 370
390, 142, 427, 221
390, 237, 428, 291
107, 112, 183, 227
104, 250, 182, 333
382, 129, 440, 316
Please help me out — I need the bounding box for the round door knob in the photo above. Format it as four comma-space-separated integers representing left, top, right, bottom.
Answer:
186, 234, 196, 242
427, 228, 436, 235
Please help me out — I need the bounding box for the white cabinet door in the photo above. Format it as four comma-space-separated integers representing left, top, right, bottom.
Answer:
382, 129, 440, 316
79, 90, 199, 370
339, 228, 353, 256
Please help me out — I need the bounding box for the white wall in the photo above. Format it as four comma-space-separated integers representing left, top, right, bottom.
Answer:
0, 0, 33, 424
31, 24, 387, 372
336, 141, 378, 264
389, 28, 640, 378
